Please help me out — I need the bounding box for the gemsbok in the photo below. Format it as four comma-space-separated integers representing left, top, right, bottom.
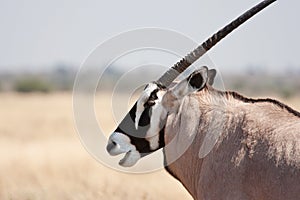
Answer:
106, 0, 300, 199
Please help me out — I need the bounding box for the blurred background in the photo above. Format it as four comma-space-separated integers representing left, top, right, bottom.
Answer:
0, 0, 299, 199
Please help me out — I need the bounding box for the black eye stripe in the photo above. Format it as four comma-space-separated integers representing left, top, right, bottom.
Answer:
150, 89, 159, 99
138, 106, 151, 127
131, 103, 151, 128
143, 89, 159, 108
134, 85, 164, 129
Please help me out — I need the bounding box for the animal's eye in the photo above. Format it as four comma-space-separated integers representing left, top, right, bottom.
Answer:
143, 88, 159, 108
149, 92, 157, 100
149, 89, 159, 100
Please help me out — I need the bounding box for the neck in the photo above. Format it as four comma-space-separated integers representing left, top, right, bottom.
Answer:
197, 86, 300, 118
163, 86, 300, 198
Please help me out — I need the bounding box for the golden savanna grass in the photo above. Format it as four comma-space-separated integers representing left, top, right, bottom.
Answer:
0, 93, 192, 200
0, 93, 299, 200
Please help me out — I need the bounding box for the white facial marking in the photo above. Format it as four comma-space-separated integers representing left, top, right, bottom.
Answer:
148, 135, 160, 150
107, 132, 141, 167
135, 83, 159, 129
119, 149, 141, 167
107, 132, 135, 155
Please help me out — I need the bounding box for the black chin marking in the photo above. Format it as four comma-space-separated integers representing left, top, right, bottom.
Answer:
120, 125, 166, 157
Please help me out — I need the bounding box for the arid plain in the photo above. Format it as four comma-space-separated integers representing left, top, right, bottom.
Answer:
0, 92, 299, 200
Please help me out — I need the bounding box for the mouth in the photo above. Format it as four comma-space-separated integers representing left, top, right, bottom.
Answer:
118, 150, 132, 166
118, 150, 141, 167
106, 132, 142, 167
106, 143, 117, 155
106, 143, 141, 167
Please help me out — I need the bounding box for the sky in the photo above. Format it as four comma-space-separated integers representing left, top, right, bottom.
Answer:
0, 0, 299, 72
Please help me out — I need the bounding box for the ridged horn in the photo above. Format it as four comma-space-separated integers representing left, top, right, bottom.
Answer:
157, 0, 277, 86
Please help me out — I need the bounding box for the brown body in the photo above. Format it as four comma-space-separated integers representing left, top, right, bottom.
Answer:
164, 87, 300, 200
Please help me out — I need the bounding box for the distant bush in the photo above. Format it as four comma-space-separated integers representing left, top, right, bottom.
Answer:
278, 87, 294, 99
14, 78, 52, 93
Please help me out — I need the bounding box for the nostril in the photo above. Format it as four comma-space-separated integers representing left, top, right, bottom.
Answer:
112, 141, 117, 145
106, 142, 115, 152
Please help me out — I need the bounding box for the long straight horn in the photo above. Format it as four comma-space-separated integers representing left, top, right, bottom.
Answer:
157, 0, 277, 86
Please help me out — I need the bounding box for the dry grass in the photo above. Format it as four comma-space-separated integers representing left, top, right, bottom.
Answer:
0, 93, 192, 200
0, 92, 299, 200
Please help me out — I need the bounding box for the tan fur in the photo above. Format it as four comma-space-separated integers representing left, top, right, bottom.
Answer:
162, 91, 177, 110
164, 87, 300, 200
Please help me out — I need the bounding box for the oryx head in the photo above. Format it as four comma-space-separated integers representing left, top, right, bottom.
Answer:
106, 0, 276, 167
106, 66, 216, 167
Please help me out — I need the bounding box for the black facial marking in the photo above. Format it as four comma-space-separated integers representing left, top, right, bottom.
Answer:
144, 89, 159, 108
128, 103, 150, 129
113, 83, 168, 157
139, 106, 151, 127
115, 98, 165, 157
149, 89, 159, 100
115, 102, 166, 156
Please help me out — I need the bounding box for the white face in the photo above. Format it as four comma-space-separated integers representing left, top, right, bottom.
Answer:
106, 82, 168, 167
106, 67, 213, 167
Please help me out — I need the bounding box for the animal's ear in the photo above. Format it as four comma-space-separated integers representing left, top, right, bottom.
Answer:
187, 66, 208, 90
207, 69, 216, 86
170, 66, 208, 99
